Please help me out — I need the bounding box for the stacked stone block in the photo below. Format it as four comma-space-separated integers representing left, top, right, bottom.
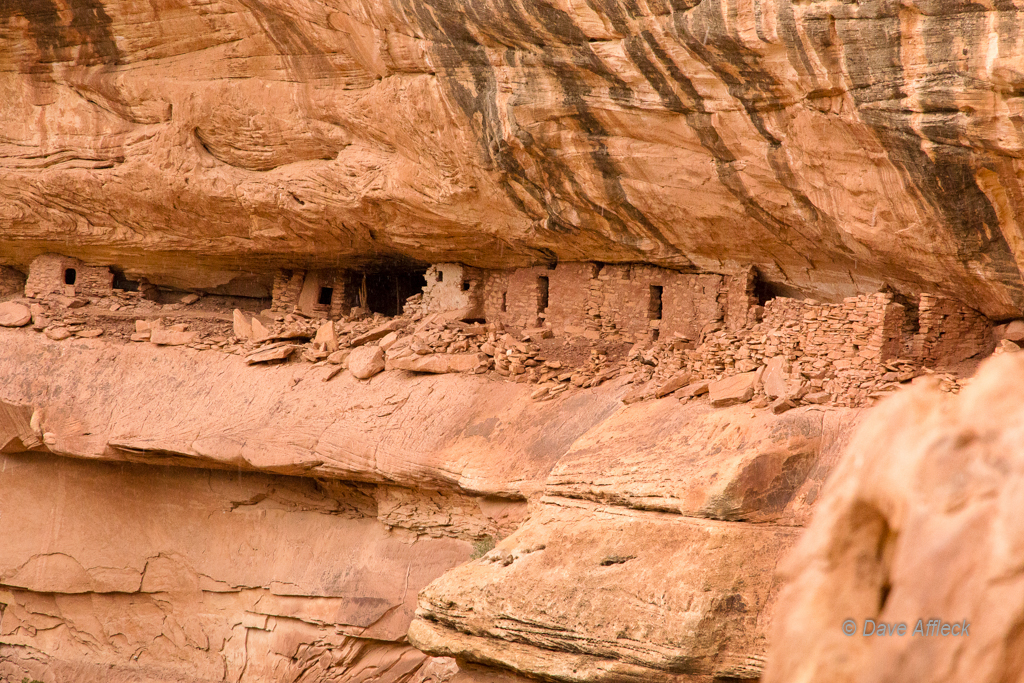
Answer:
271, 270, 305, 312
502, 266, 554, 328
911, 294, 993, 366
724, 267, 758, 331
271, 269, 351, 320
481, 270, 511, 322
544, 262, 598, 332
25, 254, 114, 298
422, 264, 485, 318
595, 265, 724, 340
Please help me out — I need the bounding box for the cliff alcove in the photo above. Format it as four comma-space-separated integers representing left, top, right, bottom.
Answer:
4, 0, 1024, 681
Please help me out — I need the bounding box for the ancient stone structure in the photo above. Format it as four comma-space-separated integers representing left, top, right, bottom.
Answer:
271, 269, 352, 319
427, 262, 995, 377
24, 254, 114, 299
468, 262, 732, 340
422, 263, 485, 319
911, 293, 995, 366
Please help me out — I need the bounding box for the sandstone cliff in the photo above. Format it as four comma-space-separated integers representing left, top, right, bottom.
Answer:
5, 0, 1024, 314
0, 328, 860, 681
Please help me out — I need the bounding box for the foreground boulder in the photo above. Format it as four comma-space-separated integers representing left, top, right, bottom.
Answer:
765, 354, 1024, 683
410, 500, 797, 682
348, 345, 385, 379
0, 301, 31, 327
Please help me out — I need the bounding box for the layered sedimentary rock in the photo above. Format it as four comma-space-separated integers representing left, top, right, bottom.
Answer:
0, 327, 861, 681
0, 452, 471, 683
6, 0, 1024, 314
764, 354, 1024, 683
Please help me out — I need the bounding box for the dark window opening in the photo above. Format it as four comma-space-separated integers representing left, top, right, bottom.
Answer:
537, 276, 549, 313
318, 286, 334, 306
360, 268, 428, 317
501, 291, 507, 313
112, 271, 139, 292
649, 285, 663, 320
462, 280, 471, 292
652, 328, 660, 341
754, 278, 788, 305
437, 270, 443, 282
64, 268, 77, 285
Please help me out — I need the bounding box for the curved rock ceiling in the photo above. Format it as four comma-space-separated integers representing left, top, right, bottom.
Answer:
3, 0, 1024, 316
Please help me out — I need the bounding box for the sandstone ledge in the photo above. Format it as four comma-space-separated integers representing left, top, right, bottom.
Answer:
0, 329, 861, 682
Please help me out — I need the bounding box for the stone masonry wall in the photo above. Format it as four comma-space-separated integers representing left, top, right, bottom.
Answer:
502, 266, 553, 329
911, 294, 994, 366
25, 254, 113, 298
478, 262, 723, 340
271, 270, 305, 312
679, 293, 914, 407
481, 270, 510, 323
597, 265, 724, 341
544, 262, 598, 333
272, 270, 352, 319
422, 264, 485, 318
724, 268, 759, 331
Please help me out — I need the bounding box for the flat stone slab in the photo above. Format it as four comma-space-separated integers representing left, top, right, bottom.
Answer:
390, 353, 487, 374
709, 372, 756, 407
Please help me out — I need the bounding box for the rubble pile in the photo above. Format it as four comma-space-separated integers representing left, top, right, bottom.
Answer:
0, 281, 994, 411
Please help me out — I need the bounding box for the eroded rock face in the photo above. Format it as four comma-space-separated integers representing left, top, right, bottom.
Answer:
411, 500, 797, 682
0, 452, 471, 683
408, 401, 861, 681
4, 0, 1024, 312
0, 328, 863, 681
765, 354, 1024, 683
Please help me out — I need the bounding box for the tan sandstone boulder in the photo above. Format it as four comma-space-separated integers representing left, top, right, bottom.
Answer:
765, 354, 1024, 683
348, 345, 385, 379
709, 372, 757, 407
0, 301, 31, 327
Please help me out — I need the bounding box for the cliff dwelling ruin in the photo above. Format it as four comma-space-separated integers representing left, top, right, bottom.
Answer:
9, 0, 1024, 681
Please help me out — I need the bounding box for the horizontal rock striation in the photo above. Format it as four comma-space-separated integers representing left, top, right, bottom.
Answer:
0, 326, 862, 681
5, 0, 1024, 313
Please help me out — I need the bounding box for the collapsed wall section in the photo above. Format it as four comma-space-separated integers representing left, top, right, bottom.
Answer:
759, 293, 906, 368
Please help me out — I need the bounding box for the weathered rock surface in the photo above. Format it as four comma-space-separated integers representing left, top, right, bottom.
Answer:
765, 354, 1024, 683
408, 396, 862, 681
0, 328, 625, 493
0, 451, 472, 683
709, 372, 757, 407
545, 400, 858, 525
0, 301, 30, 327
4, 0, 1024, 313
0, 327, 863, 682
390, 352, 488, 374
411, 499, 797, 682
